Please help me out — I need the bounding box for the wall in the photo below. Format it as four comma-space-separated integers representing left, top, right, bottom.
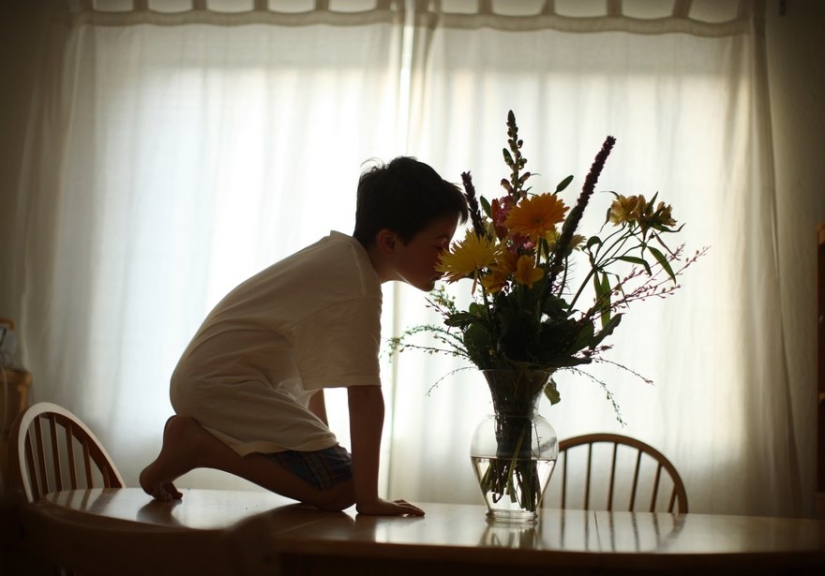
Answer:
0, 2, 55, 565
765, 0, 825, 517
0, 0, 53, 318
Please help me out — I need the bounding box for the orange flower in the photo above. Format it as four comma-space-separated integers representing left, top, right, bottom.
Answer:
643, 201, 677, 229
611, 194, 678, 232
513, 255, 544, 288
609, 194, 644, 225
504, 193, 568, 241
480, 250, 518, 293
480, 272, 507, 294
545, 228, 585, 252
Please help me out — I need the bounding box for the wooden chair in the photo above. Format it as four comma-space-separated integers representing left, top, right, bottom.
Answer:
9, 401, 124, 502
552, 433, 688, 513
9, 403, 250, 575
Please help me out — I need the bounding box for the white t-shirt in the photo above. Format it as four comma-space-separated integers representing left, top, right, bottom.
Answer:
170, 231, 382, 455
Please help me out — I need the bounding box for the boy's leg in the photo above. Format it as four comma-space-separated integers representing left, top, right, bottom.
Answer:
139, 415, 355, 511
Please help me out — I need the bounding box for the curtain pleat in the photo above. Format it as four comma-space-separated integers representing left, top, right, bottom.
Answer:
69, 0, 400, 27
413, 0, 751, 36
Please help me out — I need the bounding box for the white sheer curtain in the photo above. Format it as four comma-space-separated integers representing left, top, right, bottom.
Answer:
389, 0, 798, 518
15, 0, 406, 491
8, 0, 806, 516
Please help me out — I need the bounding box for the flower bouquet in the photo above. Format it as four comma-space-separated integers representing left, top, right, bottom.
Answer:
390, 111, 704, 517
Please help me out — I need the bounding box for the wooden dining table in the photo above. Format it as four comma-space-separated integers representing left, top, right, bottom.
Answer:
17, 487, 825, 575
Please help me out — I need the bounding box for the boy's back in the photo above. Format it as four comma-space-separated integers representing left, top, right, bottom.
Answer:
171, 231, 383, 454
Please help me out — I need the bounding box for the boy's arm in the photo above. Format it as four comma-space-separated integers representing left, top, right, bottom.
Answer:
347, 385, 425, 516
308, 390, 328, 426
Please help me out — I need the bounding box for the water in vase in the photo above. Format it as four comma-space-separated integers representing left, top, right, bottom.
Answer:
471, 456, 557, 520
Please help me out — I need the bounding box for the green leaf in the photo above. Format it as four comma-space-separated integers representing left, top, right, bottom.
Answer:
541, 294, 568, 318
593, 272, 612, 327
586, 236, 602, 251
618, 255, 652, 275
544, 379, 561, 405
443, 312, 478, 328
480, 196, 492, 218
648, 245, 676, 282
555, 175, 574, 193
590, 313, 622, 348
569, 320, 595, 353
463, 322, 492, 368
468, 302, 486, 317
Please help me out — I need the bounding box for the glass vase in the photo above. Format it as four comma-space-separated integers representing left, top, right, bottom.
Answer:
470, 369, 558, 522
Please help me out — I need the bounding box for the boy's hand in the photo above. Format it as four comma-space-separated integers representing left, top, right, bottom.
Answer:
357, 497, 425, 517
348, 386, 425, 518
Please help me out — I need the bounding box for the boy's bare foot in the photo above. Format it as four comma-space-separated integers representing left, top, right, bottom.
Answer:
140, 413, 356, 510
139, 415, 206, 502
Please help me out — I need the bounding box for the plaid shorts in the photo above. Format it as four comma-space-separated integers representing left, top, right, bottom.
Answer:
265, 445, 353, 491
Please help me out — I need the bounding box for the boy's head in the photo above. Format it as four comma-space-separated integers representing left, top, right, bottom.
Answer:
353, 157, 468, 249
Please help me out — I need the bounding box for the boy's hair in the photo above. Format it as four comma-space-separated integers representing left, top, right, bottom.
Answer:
353, 156, 469, 248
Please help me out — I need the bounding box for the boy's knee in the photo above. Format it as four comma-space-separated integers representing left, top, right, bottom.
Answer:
315, 482, 355, 512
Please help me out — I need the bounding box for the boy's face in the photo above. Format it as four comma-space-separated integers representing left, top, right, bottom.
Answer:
389, 214, 459, 292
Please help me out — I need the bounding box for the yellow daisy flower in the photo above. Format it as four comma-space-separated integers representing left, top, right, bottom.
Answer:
504, 193, 568, 241
436, 230, 500, 283
513, 254, 544, 288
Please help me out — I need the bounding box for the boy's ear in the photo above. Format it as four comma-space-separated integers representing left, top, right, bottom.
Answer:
375, 229, 398, 254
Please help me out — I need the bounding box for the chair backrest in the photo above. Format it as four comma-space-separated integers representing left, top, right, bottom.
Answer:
9, 402, 125, 502
552, 433, 688, 513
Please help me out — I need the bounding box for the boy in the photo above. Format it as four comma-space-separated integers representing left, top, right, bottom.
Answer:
140, 157, 468, 516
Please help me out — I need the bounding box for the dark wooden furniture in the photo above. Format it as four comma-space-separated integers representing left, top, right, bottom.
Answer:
556, 432, 688, 513
818, 222, 825, 518
16, 488, 825, 575
10, 402, 124, 502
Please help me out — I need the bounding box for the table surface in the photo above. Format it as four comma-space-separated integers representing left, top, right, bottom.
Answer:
33, 488, 825, 571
